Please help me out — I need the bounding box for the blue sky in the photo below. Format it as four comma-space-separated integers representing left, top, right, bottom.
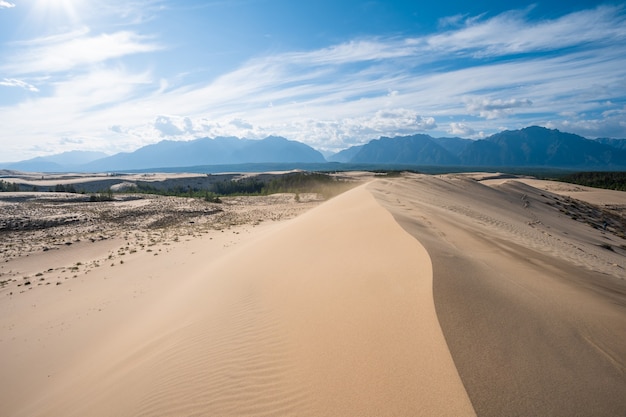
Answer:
0, 0, 625, 161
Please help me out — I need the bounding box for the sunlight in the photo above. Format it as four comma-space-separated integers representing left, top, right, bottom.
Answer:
32, 0, 84, 24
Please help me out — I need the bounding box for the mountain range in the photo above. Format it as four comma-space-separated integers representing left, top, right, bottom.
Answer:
2, 127, 626, 172
331, 126, 626, 169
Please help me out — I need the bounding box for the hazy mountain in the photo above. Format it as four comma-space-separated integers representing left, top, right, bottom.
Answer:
460, 126, 626, 167
84, 136, 325, 172
327, 145, 365, 162
349, 135, 461, 165
435, 137, 472, 157
230, 136, 325, 163
4, 127, 626, 173
0, 150, 109, 172
336, 127, 626, 169
595, 137, 626, 151
330, 136, 471, 163
43, 150, 109, 165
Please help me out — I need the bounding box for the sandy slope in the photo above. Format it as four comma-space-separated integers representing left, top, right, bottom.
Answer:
2, 183, 474, 417
481, 176, 626, 207
7, 173, 623, 417
371, 174, 626, 417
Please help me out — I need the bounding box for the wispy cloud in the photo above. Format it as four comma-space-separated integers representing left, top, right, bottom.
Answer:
3, 29, 163, 75
0, 1, 15, 9
466, 98, 533, 119
0, 78, 39, 92
93, 0, 168, 25
1, 4, 625, 160
427, 5, 626, 57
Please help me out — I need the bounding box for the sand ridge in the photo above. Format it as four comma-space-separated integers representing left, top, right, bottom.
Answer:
371, 174, 626, 416
3, 182, 475, 417
7, 172, 623, 416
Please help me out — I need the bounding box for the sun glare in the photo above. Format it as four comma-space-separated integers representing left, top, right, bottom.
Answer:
32, 0, 84, 25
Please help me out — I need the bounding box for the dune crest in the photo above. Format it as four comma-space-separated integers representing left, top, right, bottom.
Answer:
7, 183, 475, 417
372, 174, 626, 416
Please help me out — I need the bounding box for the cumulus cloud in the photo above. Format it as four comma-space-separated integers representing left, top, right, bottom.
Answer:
1, 4, 626, 160
466, 97, 533, 119
546, 107, 626, 138
230, 118, 253, 130
333, 109, 437, 139
154, 115, 185, 136
448, 122, 476, 136
0, 1, 15, 9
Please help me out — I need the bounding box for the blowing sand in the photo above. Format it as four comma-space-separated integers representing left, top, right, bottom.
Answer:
2, 173, 625, 416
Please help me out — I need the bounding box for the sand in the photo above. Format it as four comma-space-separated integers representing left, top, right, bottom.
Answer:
1, 182, 474, 417
2, 173, 625, 416
371, 174, 626, 416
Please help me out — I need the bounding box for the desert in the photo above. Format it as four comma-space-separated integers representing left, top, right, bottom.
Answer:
3, 1, 626, 415
1, 171, 625, 416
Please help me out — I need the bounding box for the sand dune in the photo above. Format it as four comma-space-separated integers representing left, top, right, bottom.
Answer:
371, 174, 626, 416
3, 174, 625, 416
2, 183, 474, 417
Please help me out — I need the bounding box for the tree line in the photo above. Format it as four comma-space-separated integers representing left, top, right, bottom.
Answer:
0, 180, 20, 192
558, 172, 626, 191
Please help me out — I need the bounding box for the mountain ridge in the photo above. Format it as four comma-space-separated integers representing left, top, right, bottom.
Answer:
2, 127, 626, 172
334, 126, 626, 169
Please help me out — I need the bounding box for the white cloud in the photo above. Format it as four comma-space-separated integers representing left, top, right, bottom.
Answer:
438, 13, 468, 28
95, 0, 167, 25
0, 1, 15, 9
448, 122, 476, 136
3, 30, 163, 75
466, 98, 533, 119
154, 115, 184, 136
545, 106, 626, 138
230, 118, 253, 130
427, 6, 626, 57
2, 4, 626, 160
285, 39, 420, 66
0, 78, 39, 92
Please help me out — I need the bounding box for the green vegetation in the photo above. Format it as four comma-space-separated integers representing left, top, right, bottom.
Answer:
127, 182, 223, 201
370, 169, 419, 177
558, 172, 626, 191
263, 172, 348, 198
0, 171, 354, 201
89, 189, 114, 202
127, 172, 352, 200
0, 180, 20, 192
213, 178, 265, 195
54, 184, 78, 193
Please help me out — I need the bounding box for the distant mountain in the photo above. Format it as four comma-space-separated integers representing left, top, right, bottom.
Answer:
327, 145, 365, 162
595, 137, 626, 151
1, 150, 109, 172
335, 127, 626, 169
350, 134, 461, 165
435, 137, 472, 156
460, 127, 626, 168
84, 136, 325, 172
231, 136, 324, 163
4, 127, 626, 173
43, 150, 109, 165
330, 136, 472, 164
